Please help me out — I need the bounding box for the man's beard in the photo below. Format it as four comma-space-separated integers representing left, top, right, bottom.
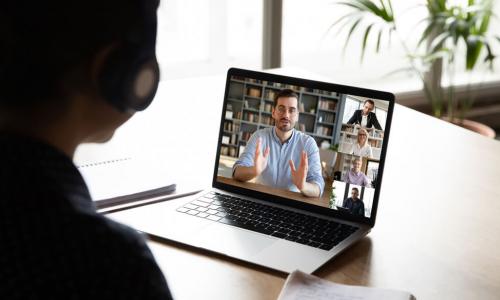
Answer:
276, 118, 294, 132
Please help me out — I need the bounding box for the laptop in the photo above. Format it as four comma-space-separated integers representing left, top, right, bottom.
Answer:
110, 68, 394, 273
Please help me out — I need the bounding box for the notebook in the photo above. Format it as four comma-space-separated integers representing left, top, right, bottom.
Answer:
110, 68, 395, 273
77, 156, 176, 209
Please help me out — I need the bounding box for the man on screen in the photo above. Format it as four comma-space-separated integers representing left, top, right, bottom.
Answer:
233, 89, 324, 197
345, 157, 371, 188
344, 187, 365, 216
347, 99, 382, 130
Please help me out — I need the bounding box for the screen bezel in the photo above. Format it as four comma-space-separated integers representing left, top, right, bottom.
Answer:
212, 68, 395, 227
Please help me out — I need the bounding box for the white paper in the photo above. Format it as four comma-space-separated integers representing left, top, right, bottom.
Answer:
277, 270, 415, 300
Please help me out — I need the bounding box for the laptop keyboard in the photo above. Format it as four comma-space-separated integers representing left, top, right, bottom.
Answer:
176, 191, 359, 251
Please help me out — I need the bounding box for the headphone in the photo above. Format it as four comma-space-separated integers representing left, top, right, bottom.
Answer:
98, 0, 160, 112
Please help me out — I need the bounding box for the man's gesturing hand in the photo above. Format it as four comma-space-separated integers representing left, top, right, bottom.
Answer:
289, 151, 308, 191
254, 137, 270, 176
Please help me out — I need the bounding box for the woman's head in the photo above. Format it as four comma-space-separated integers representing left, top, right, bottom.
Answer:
357, 128, 368, 146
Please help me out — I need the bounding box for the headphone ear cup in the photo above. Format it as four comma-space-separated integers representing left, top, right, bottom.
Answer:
98, 47, 160, 112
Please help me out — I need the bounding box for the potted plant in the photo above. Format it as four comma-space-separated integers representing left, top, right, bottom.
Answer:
332, 0, 499, 137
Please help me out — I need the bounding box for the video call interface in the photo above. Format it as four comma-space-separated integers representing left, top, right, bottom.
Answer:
216, 75, 389, 219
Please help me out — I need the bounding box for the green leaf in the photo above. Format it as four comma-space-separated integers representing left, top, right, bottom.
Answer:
332, 14, 362, 39
327, 11, 360, 35
429, 31, 451, 52
483, 42, 495, 69
361, 23, 374, 61
357, 0, 384, 17
478, 7, 491, 34
466, 35, 483, 70
376, 29, 383, 53
380, 0, 390, 19
329, 11, 358, 29
343, 17, 364, 54
417, 20, 438, 48
422, 49, 450, 63
386, 0, 395, 22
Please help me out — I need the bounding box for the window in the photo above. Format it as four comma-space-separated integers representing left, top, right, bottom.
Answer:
374, 108, 387, 130
156, 0, 262, 79
342, 96, 360, 123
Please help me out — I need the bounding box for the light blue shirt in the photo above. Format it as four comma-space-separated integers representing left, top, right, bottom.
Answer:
233, 127, 325, 196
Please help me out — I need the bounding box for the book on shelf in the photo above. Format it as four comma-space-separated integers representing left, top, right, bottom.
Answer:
243, 111, 257, 123
260, 115, 273, 125
278, 270, 415, 300
264, 103, 273, 113
247, 78, 262, 84
318, 99, 337, 110
265, 89, 276, 101
223, 121, 240, 132
246, 87, 261, 98
318, 112, 335, 124
316, 125, 332, 136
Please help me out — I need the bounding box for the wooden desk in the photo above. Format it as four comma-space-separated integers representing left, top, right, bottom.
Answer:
217, 176, 330, 208
99, 72, 500, 300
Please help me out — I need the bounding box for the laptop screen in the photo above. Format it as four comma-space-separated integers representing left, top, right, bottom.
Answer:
214, 68, 394, 225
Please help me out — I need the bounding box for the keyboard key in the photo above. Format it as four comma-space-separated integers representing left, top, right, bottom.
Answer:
196, 212, 209, 218
308, 241, 321, 248
192, 200, 209, 207
284, 235, 298, 242
207, 209, 218, 215
209, 204, 220, 210
187, 210, 198, 216
296, 238, 309, 245
216, 211, 227, 217
184, 204, 198, 210
207, 215, 221, 221
198, 197, 214, 203
176, 207, 189, 213
196, 207, 208, 212
319, 243, 333, 251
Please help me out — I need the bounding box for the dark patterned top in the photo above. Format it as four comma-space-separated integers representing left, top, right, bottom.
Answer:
0, 133, 173, 299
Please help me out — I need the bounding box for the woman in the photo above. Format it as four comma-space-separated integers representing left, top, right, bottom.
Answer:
351, 128, 373, 158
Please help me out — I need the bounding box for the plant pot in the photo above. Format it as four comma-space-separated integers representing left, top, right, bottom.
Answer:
443, 118, 496, 138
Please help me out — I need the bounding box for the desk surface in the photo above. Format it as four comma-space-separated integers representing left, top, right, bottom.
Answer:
93, 70, 500, 300
216, 176, 331, 208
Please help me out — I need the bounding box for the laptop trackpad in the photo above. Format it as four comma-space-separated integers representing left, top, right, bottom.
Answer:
194, 224, 275, 258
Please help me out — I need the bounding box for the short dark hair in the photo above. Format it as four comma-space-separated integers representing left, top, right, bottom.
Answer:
0, 0, 156, 109
364, 99, 375, 107
274, 89, 299, 107
351, 187, 359, 193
